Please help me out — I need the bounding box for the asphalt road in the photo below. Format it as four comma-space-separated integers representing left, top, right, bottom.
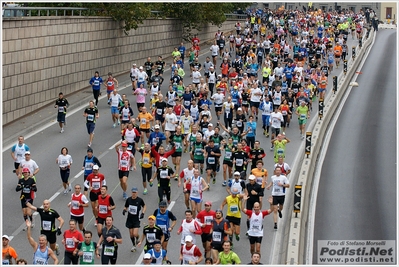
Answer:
2, 35, 357, 264
312, 29, 397, 264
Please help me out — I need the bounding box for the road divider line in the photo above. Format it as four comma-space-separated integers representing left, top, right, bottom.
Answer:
109, 140, 121, 150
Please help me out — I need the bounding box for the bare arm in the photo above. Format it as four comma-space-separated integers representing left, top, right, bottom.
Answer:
57, 216, 65, 229
48, 248, 59, 265
26, 220, 38, 250
26, 202, 38, 211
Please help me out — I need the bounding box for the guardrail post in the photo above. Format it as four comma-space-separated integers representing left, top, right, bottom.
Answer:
294, 185, 302, 217
343, 60, 347, 75
332, 76, 337, 94
318, 99, 324, 120
352, 46, 356, 60
305, 132, 311, 157
359, 38, 362, 48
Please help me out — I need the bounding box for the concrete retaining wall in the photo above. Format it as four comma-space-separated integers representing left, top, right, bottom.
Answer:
2, 16, 238, 124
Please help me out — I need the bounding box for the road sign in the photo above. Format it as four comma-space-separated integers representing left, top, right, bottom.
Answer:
343, 60, 347, 74
359, 38, 362, 48
318, 98, 324, 119
352, 46, 356, 59
294, 185, 302, 213
305, 132, 311, 155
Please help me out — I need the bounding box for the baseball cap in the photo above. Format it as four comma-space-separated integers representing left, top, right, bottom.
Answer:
237, 107, 242, 111
87, 148, 93, 153
131, 187, 138, 192
185, 235, 193, 242
154, 125, 160, 129
234, 171, 241, 176
143, 253, 152, 259
121, 142, 128, 147
215, 209, 223, 213
25, 151, 30, 155
159, 201, 167, 207
139, 66, 143, 70
22, 168, 30, 173
92, 165, 99, 170
208, 123, 213, 127
161, 158, 168, 162
204, 201, 212, 206
133, 63, 137, 66
2, 235, 10, 241
153, 239, 161, 245
248, 175, 256, 180
148, 215, 156, 220
209, 66, 214, 69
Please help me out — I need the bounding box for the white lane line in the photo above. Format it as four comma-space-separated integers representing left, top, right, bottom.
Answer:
135, 201, 175, 265
109, 140, 121, 150
74, 170, 84, 178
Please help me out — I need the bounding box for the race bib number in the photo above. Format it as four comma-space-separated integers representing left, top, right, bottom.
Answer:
87, 114, 94, 122
120, 160, 128, 167
143, 157, 150, 164
160, 170, 168, 179
184, 101, 190, 106
175, 143, 181, 149
204, 216, 213, 225
23, 187, 31, 194
192, 189, 199, 195
225, 151, 232, 158
141, 118, 147, 124
235, 159, 243, 166
34, 257, 46, 265
146, 233, 156, 243
207, 157, 215, 164
236, 121, 242, 127
300, 114, 306, 120
42, 220, 51, 231
256, 177, 263, 185
277, 148, 284, 155
282, 110, 287, 115
212, 231, 222, 242
58, 106, 64, 112
99, 205, 107, 214
83, 252, 93, 263
104, 246, 115, 256
128, 205, 138, 215
66, 238, 75, 248
230, 205, 239, 213
92, 182, 100, 190
157, 109, 163, 115
71, 200, 79, 210
159, 224, 167, 233
93, 80, 100, 86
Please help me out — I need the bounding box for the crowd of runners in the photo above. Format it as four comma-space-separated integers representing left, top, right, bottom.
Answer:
4, 5, 372, 265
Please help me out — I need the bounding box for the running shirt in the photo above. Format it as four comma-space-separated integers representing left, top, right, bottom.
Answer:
11, 143, 30, 163
270, 174, 289, 196
117, 149, 134, 171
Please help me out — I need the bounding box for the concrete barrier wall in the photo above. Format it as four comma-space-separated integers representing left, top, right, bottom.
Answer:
284, 30, 376, 264
2, 16, 239, 124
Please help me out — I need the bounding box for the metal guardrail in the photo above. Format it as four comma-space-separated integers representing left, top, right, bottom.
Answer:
2, 6, 248, 19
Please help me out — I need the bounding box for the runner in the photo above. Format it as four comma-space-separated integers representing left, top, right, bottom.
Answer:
248, 252, 263, 265
130, 63, 139, 91
271, 133, 291, 163
2, 235, 18, 265
220, 187, 244, 244
105, 72, 118, 104
170, 126, 184, 179
179, 235, 203, 265
26, 220, 59, 265
204, 140, 222, 187
119, 100, 134, 131
248, 141, 266, 170
266, 166, 290, 230
179, 160, 195, 210
73, 230, 100, 265
242, 196, 272, 255
137, 215, 164, 253
153, 201, 177, 251
191, 134, 207, 174
25, 200, 64, 256
10, 136, 29, 174
122, 187, 146, 252
56, 146, 73, 195
231, 143, 249, 180
67, 184, 89, 232
17, 151, 39, 181
54, 92, 69, 133
96, 186, 116, 238
214, 240, 241, 265
226, 171, 246, 196
62, 219, 84, 264
269, 106, 284, 149
96, 216, 123, 264
296, 100, 310, 139
137, 106, 154, 145
150, 158, 175, 204
146, 240, 170, 265
184, 169, 209, 217
195, 201, 216, 259
89, 71, 103, 106
133, 83, 148, 112
115, 141, 136, 200
274, 156, 292, 176
84, 164, 106, 226
209, 209, 231, 263
137, 143, 154, 195
177, 210, 202, 246
83, 100, 99, 147
82, 148, 102, 197
16, 168, 37, 226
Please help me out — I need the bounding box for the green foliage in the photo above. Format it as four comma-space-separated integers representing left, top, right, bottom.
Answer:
24, 3, 250, 36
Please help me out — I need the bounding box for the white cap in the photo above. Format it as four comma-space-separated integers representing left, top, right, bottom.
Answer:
208, 123, 213, 127
139, 66, 143, 70
237, 107, 242, 111
143, 253, 152, 259
185, 235, 193, 242
154, 125, 160, 129
161, 158, 168, 162
234, 171, 241, 176
92, 165, 99, 170
248, 175, 256, 180
2, 235, 10, 240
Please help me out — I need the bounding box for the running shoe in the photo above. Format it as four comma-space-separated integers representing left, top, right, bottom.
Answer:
122, 191, 127, 200
266, 133, 270, 138
60, 128, 64, 133
278, 209, 282, 218
88, 143, 91, 147
143, 188, 148, 195
94, 219, 98, 226
118, 119, 120, 125
274, 223, 278, 230
222, 181, 227, 186
208, 183, 210, 190
235, 234, 240, 241
55, 244, 60, 256
270, 146, 274, 151
63, 189, 68, 195
212, 178, 216, 184
131, 246, 136, 252
149, 181, 153, 187
113, 123, 116, 128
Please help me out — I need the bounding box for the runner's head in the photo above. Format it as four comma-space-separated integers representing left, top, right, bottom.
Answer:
84, 230, 93, 244
161, 158, 168, 167
69, 219, 77, 231
275, 166, 282, 175
204, 201, 212, 211
43, 199, 51, 211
